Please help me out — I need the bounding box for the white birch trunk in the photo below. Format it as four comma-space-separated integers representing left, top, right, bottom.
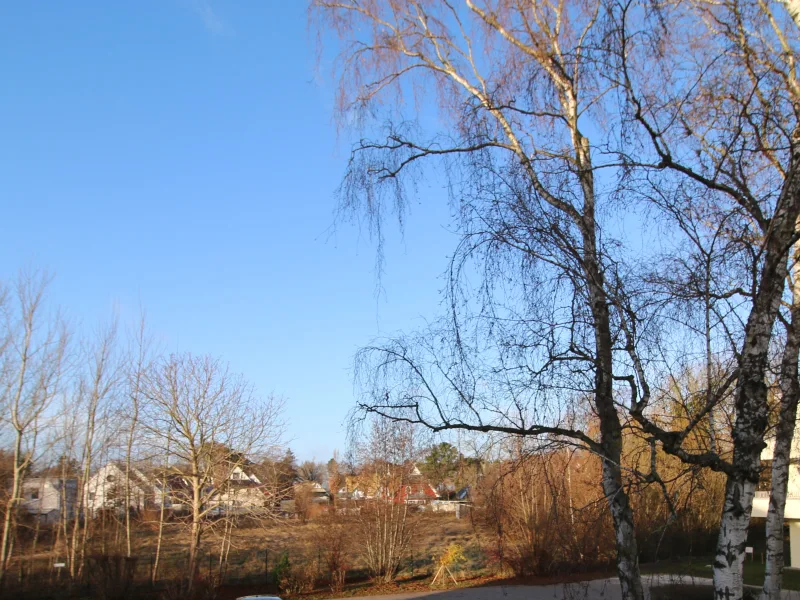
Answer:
714, 478, 757, 598
760, 245, 800, 600
714, 130, 800, 600
602, 458, 645, 600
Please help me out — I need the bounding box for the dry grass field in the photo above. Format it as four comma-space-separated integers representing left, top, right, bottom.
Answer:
7, 511, 498, 599
136, 512, 491, 584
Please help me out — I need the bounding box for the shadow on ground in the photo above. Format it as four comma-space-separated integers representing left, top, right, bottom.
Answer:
218, 574, 800, 600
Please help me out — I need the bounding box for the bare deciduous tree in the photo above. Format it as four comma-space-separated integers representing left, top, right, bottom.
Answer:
68, 319, 121, 579
761, 245, 800, 600
0, 271, 67, 584
297, 460, 323, 485
351, 418, 419, 583
121, 313, 152, 559
313, 2, 800, 598
610, 1, 800, 596
142, 352, 283, 588
311, 1, 653, 595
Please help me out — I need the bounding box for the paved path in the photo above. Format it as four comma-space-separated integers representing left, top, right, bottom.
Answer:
328, 575, 800, 600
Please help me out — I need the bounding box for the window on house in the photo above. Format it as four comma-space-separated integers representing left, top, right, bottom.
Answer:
30, 490, 39, 500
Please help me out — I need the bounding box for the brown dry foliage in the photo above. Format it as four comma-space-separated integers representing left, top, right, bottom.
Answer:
473, 449, 614, 577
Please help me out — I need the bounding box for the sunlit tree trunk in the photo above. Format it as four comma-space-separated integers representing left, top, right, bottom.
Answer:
70, 321, 118, 579
152, 436, 170, 585
714, 139, 800, 600
188, 474, 203, 589
761, 241, 800, 600
123, 316, 147, 558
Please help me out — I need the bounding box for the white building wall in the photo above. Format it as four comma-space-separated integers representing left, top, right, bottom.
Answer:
86, 463, 153, 513
20, 478, 77, 524
752, 424, 800, 567
752, 429, 800, 520
21, 479, 61, 513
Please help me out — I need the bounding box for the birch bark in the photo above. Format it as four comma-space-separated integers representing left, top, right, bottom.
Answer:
713, 135, 800, 600
761, 240, 800, 600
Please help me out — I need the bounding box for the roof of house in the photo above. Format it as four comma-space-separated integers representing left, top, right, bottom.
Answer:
23, 477, 77, 487
295, 481, 328, 494
89, 462, 159, 491
120, 464, 155, 490
394, 482, 439, 502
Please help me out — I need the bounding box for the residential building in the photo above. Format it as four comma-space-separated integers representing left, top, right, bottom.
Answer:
20, 477, 78, 525
86, 462, 161, 515
752, 430, 800, 566
392, 465, 439, 505
336, 463, 438, 505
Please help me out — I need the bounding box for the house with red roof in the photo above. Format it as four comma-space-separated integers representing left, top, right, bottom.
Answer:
391, 464, 439, 505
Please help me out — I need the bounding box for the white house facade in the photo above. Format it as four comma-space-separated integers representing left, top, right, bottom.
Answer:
213, 465, 268, 513
20, 477, 77, 525
83, 461, 268, 517
752, 429, 800, 567
86, 463, 160, 515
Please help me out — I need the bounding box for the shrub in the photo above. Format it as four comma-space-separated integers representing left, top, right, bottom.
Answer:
329, 567, 346, 594
473, 453, 614, 577
312, 515, 351, 593
271, 551, 291, 585
278, 560, 317, 595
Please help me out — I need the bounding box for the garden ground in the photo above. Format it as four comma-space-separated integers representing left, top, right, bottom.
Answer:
10, 514, 800, 599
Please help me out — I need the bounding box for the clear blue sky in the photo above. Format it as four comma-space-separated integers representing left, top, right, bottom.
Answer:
0, 1, 457, 461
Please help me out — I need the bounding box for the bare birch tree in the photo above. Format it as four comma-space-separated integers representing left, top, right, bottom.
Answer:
121, 314, 152, 558
151, 433, 170, 585
760, 242, 800, 600
68, 320, 120, 579
311, 1, 661, 595
609, 1, 800, 596
0, 271, 67, 584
